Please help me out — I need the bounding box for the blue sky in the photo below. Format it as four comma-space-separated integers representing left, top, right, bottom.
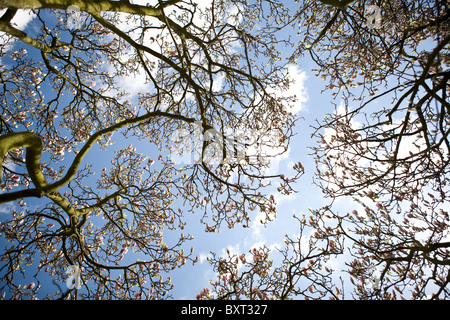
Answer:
0, 2, 365, 300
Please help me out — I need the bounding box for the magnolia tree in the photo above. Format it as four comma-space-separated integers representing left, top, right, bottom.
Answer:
1, 0, 448, 301
0, 0, 303, 299
198, 0, 450, 300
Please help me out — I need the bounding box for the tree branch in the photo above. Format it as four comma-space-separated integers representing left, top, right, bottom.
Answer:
0, 132, 48, 192
318, 0, 355, 10
0, 111, 208, 205
0, 0, 163, 16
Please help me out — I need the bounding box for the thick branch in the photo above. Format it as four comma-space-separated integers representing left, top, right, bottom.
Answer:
0, 111, 206, 205
0, 132, 48, 192
318, 0, 355, 10
0, 0, 163, 16
0, 19, 54, 52
0, 8, 17, 22
48, 110, 197, 193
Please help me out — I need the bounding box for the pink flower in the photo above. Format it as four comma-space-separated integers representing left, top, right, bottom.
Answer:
28, 282, 35, 290
253, 288, 263, 299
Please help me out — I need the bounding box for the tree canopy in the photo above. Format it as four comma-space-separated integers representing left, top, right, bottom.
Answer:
198, 0, 450, 300
0, 0, 303, 299
0, 0, 449, 300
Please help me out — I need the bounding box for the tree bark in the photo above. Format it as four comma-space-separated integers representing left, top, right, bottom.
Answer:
0, 132, 47, 192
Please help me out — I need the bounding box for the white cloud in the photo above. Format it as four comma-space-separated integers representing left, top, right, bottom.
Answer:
249, 211, 267, 240
116, 66, 151, 96
9, 9, 35, 30
284, 65, 308, 114
264, 65, 308, 114
0, 9, 36, 51
198, 252, 211, 264
0, 201, 15, 215
237, 65, 308, 177
220, 242, 241, 258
